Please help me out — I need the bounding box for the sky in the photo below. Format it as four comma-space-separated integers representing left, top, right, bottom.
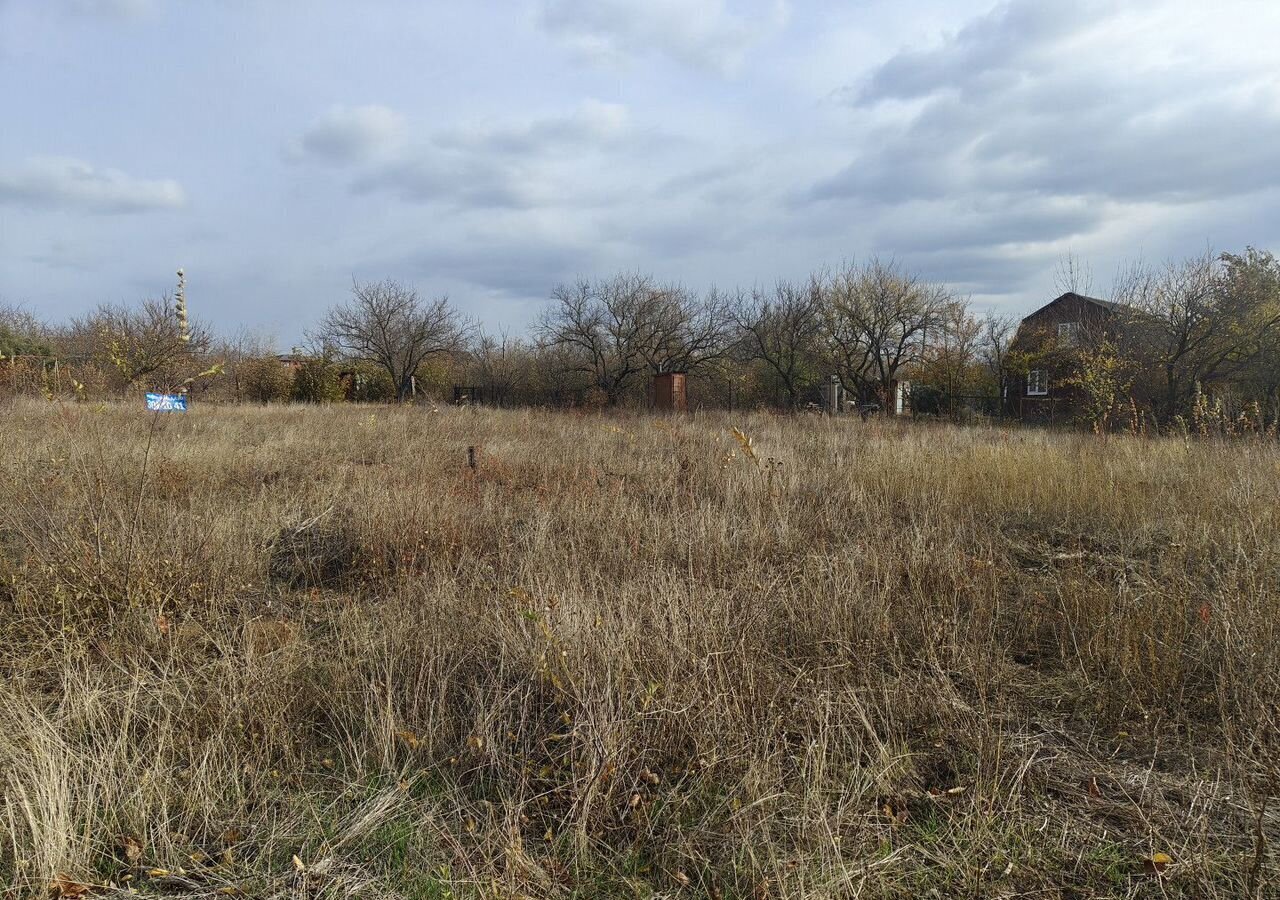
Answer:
2, 0, 1279, 346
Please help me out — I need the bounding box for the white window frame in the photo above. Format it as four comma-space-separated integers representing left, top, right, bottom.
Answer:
1027, 369, 1048, 396
1057, 321, 1080, 345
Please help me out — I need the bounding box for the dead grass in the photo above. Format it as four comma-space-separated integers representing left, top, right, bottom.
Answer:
1, 400, 1277, 898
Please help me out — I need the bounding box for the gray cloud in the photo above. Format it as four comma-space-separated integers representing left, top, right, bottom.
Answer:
854, 1, 1109, 106
405, 235, 584, 297
334, 101, 637, 210
0, 157, 185, 213
805, 0, 1280, 294
353, 154, 540, 210
6, 1, 1279, 337
902, 245, 1052, 297
872, 196, 1106, 254
434, 100, 630, 156
294, 105, 406, 164
537, 0, 789, 74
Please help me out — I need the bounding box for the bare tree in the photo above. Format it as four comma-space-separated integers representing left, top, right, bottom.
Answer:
821, 260, 947, 405
529, 336, 591, 406
216, 326, 279, 401
635, 284, 732, 375
536, 272, 728, 405
928, 299, 981, 416
537, 274, 652, 405
1113, 251, 1279, 421
733, 278, 823, 408
1053, 252, 1094, 297
469, 329, 528, 406
978, 312, 1018, 413
318, 279, 465, 401
73, 297, 211, 392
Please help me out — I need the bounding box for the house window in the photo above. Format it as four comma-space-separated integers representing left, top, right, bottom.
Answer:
1057, 321, 1080, 345
1028, 369, 1048, 396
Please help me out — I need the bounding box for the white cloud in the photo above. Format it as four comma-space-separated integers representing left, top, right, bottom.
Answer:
0, 157, 185, 213
537, 0, 790, 74
293, 105, 407, 164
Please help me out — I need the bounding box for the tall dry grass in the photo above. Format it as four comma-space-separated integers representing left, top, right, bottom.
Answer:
1, 400, 1277, 898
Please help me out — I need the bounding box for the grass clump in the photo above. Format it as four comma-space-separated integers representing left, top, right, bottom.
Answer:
266, 509, 363, 589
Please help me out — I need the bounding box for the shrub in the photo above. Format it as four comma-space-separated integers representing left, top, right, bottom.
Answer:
237, 356, 292, 403
290, 357, 343, 403
266, 512, 362, 587
348, 363, 395, 402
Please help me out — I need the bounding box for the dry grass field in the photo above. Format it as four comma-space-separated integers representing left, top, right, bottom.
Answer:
2, 401, 1278, 899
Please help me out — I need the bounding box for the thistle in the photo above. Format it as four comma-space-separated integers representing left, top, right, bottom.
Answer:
175, 268, 191, 343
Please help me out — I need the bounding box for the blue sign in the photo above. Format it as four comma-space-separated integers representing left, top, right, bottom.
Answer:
145, 392, 188, 411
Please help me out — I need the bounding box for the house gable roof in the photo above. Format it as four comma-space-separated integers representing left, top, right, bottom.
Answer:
1021, 291, 1119, 324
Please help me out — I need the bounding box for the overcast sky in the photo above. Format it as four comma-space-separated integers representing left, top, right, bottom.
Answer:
2, 0, 1278, 345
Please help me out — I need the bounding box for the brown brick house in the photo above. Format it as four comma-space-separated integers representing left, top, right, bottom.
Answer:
1008, 292, 1121, 421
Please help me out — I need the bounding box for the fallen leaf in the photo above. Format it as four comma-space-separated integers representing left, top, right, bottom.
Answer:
880, 798, 910, 825
118, 835, 143, 863
49, 874, 93, 898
